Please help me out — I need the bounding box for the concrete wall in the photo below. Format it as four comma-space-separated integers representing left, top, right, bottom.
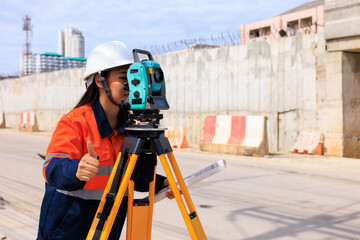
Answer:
157, 33, 326, 153
3, 33, 353, 156
325, 0, 360, 40
0, 68, 85, 130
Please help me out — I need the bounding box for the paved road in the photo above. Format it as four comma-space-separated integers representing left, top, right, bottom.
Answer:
1, 129, 360, 240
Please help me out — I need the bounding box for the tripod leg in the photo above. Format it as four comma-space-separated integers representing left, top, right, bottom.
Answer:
167, 152, 207, 239
87, 151, 125, 240
126, 169, 156, 240
147, 169, 157, 239
126, 180, 134, 240
87, 134, 146, 240
100, 153, 140, 240
158, 153, 207, 240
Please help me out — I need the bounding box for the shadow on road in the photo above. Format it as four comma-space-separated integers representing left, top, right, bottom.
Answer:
228, 203, 360, 240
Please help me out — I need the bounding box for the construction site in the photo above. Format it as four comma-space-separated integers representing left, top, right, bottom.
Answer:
0, 0, 359, 158
0, 0, 360, 239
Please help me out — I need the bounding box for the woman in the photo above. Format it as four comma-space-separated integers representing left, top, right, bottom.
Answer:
37, 41, 172, 240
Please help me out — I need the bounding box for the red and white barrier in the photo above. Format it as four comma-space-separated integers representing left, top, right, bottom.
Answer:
290, 132, 324, 155
200, 115, 268, 156
18, 112, 38, 132
165, 126, 189, 148
0, 112, 5, 128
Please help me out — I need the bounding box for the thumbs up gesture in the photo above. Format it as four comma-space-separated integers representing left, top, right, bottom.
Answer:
76, 140, 100, 181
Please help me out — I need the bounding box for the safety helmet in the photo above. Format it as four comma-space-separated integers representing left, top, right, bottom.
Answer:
83, 41, 133, 87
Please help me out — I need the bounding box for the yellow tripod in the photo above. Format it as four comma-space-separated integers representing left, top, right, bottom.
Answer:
86, 126, 207, 240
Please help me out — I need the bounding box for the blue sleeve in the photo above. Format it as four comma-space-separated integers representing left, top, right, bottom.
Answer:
45, 157, 86, 191
155, 174, 167, 193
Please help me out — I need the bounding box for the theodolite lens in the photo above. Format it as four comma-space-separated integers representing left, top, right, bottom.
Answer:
153, 68, 164, 83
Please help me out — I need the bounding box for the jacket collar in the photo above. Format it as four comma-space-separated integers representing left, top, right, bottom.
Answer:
91, 100, 127, 138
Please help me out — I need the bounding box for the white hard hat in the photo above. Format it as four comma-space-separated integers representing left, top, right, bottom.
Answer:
83, 41, 133, 86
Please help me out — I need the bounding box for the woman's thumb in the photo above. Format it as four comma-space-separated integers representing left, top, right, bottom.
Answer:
87, 140, 98, 158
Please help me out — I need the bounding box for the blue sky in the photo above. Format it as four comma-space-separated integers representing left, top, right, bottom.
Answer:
0, 0, 310, 75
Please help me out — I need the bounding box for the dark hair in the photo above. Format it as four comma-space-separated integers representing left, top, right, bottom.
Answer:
74, 71, 112, 109
74, 81, 99, 109
38, 70, 127, 160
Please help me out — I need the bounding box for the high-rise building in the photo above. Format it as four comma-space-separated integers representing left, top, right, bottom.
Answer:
58, 31, 64, 57
58, 27, 84, 58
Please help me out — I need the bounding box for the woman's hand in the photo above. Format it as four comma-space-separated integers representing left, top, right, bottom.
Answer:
162, 179, 175, 199
76, 140, 99, 181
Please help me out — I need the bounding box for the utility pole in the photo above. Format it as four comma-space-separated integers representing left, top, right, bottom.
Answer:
22, 15, 32, 76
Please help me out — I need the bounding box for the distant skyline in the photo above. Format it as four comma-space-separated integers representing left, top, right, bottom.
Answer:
0, 0, 310, 75
58, 27, 85, 58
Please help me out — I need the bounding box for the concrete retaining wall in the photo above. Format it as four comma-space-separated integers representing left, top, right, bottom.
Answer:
0, 68, 85, 131
2, 33, 356, 157
158, 34, 325, 153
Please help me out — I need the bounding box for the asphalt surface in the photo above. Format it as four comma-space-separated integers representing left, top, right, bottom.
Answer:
0, 128, 360, 240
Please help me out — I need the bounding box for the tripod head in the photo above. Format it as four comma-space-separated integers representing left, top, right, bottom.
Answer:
126, 109, 164, 129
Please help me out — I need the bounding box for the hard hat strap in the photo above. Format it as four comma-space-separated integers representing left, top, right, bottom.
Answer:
98, 71, 124, 109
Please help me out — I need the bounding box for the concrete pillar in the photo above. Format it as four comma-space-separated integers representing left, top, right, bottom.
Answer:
318, 51, 344, 156
342, 52, 360, 158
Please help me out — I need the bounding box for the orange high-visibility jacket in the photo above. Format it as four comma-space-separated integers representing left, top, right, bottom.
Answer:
37, 100, 165, 240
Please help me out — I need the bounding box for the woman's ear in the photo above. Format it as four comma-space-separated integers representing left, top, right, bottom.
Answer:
94, 74, 103, 89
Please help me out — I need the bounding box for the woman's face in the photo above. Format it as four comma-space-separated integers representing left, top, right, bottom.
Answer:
106, 65, 130, 104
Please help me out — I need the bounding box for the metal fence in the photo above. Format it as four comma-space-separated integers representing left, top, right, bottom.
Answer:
141, 23, 324, 55
142, 31, 241, 56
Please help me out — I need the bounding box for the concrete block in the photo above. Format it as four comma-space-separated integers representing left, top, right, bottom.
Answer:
18, 112, 38, 132
327, 37, 360, 52
325, 1, 360, 40
165, 126, 189, 149
199, 115, 269, 157
290, 132, 324, 155
0, 112, 5, 128
323, 134, 344, 157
